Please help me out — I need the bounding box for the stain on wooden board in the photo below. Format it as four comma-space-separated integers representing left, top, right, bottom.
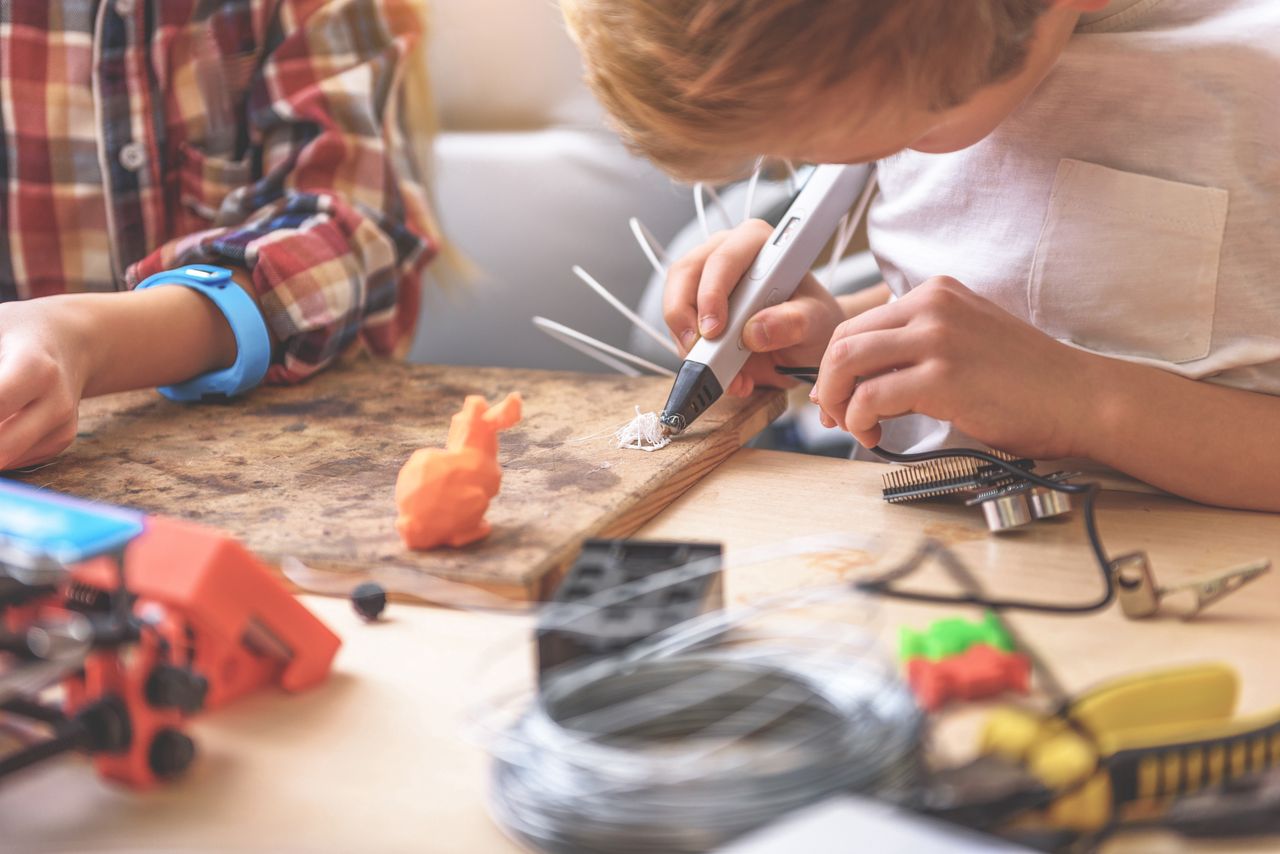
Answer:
16, 356, 785, 602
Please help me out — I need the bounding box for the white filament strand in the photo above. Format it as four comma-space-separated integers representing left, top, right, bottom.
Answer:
572, 265, 679, 357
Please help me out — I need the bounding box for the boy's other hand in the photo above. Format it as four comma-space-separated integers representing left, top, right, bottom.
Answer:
812, 276, 1101, 459
663, 219, 844, 397
0, 298, 92, 470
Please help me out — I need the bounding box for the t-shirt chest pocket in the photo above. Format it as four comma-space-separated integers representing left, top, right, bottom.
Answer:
1028, 159, 1228, 364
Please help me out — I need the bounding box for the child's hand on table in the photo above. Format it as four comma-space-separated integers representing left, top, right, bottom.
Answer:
0, 287, 240, 470
812, 276, 1102, 459
0, 298, 94, 469
663, 219, 846, 397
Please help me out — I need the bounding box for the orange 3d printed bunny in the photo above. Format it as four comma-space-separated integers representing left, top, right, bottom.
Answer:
395, 392, 523, 550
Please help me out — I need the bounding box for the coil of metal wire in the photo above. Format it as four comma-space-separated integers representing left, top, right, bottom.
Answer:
487, 640, 923, 854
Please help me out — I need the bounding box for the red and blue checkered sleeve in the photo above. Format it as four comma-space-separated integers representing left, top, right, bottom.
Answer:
126, 0, 438, 384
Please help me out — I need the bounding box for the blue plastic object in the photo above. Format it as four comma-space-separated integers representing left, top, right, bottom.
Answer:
0, 479, 144, 565
134, 264, 271, 401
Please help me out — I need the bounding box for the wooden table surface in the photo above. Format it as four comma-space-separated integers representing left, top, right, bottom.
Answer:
3, 449, 1279, 853
15, 358, 783, 601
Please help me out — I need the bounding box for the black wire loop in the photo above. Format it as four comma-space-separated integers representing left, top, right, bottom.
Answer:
860, 445, 1114, 614
772, 364, 1117, 615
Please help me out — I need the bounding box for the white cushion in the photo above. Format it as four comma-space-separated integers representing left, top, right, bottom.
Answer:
411, 129, 693, 371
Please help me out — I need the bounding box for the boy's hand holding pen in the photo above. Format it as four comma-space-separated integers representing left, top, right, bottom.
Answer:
808, 275, 1101, 459
662, 218, 847, 399
665, 225, 1104, 460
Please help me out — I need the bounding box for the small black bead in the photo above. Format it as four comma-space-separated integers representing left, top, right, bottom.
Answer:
351, 582, 387, 622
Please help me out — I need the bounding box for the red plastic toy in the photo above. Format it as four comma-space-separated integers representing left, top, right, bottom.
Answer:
906, 643, 1031, 712
2, 498, 340, 790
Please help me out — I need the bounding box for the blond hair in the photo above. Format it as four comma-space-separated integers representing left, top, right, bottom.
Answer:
563, 0, 1048, 182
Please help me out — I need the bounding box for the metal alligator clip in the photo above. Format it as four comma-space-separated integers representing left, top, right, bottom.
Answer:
1110, 552, 1272, 620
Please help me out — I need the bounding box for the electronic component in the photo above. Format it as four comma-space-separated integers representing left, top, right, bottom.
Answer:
907, 644, 1031, 712
877, 445, 1078, 533
966, 473, 1079, 533
536, 539, 723, 683
1110, 552, 1270, 620
1027, 485, 1072, 520
880, 452, 1032, 504
867, 447, 1272, 620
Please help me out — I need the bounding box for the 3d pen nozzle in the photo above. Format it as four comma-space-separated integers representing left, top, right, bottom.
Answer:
659, 361, 723, 437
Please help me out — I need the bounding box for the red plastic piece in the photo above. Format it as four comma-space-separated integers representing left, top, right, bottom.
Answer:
121, 515, 342, 707
62, 626, 183, 789
906, 643, 1031, 712
52, 516, 341, 788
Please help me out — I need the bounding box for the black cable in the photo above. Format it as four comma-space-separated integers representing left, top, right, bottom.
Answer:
0, 717, 83, 782
857, 446, 1113, 614
773, 366, 820, 381
772, 365, 1118, 615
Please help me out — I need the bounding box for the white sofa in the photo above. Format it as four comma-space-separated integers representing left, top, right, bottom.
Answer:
409, 0, 695, 372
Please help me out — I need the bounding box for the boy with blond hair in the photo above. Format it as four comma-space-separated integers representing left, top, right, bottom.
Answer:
564, 0, 1280, 511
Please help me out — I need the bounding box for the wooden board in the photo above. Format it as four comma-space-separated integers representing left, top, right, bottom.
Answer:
16, 356, 785, 601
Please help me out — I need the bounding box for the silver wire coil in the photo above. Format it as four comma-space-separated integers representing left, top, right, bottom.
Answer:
488, 641, 924, 854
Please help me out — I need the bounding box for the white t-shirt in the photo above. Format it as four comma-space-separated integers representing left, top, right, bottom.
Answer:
864, 0, 1280, 454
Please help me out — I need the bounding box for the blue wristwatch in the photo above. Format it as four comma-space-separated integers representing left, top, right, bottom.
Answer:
134, 265, 271, 402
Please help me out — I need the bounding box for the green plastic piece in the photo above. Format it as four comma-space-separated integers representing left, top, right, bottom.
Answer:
898, 610, 1015, 661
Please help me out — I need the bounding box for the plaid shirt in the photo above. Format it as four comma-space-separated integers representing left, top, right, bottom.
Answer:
0, 0, 436, 382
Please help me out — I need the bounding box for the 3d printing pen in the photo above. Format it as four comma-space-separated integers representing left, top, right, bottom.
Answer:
659, 163, 878, 435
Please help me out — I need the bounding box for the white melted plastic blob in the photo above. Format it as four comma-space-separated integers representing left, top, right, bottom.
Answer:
615, 407, 672, 452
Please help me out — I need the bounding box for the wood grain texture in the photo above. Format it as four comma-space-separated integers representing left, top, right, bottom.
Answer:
16, 357, 785, 601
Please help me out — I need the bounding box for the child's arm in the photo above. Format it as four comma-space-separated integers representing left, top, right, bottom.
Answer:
125, 0, 437, 386
0, 285, 238, 469
1085, 356, 1280, 511
811, 276, 1280, 512
0, 2, 435, 469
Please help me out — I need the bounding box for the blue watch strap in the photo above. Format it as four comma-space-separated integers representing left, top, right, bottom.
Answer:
134, 265, 272, 402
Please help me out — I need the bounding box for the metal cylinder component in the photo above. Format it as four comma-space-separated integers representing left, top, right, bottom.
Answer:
980, 493, 1032, 533
24, 614, 93, 662
1028, 486, 1072, 519
1111, 551, 1161, 618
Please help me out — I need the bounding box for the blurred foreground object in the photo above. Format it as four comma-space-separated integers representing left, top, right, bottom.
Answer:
0, 480, 338, 789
